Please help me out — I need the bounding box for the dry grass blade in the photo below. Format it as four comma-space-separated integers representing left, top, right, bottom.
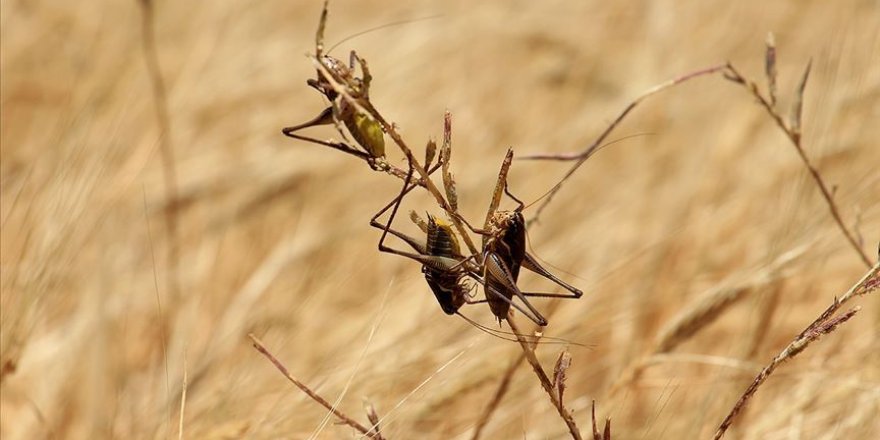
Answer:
137, 0, 180, 302
654, 248, 802, 354
247, 334, 377, 438
609, 245, 805, 394
177, 351, 188, 440
470, 352, 526, 440
713, 262, 880, 439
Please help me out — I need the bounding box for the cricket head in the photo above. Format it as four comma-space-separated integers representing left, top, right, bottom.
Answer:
307, 55, 361, 101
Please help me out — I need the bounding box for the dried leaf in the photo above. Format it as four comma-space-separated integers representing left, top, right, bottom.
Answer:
441, 111, 458, 212
789, 59, 812, 142
443, 110, 452, 151
552, 350, 572, 402
444, 172, 459, 212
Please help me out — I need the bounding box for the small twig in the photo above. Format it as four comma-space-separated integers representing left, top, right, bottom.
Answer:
723, 63, 872, 267
521, 64, 728, 225
506, 317, 582, 440
248, 334, 377, 438
713, 262, 880, 439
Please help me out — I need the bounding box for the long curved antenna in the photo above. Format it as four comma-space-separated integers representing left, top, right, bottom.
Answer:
327, 15, 443, 55
456, 312, 590, 347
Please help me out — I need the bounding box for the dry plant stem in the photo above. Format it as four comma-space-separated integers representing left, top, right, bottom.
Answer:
521, 64, 728, 224
137, 0, 180, 301
506, 317, 582, 440
713, 262, 880, 439
723, 63, 872, 268
311, 56, 479, 255
470, 352, 527, 440
248, 334, 377, 438
142, 190, 172, 440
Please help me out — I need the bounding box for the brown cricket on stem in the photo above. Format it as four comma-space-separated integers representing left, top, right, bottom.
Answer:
282, 0, 385, 163
277, 4, 593, 438
284, 2, 584, 334
372, 146, 584, 328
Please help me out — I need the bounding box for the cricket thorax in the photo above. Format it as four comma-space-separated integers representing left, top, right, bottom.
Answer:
487, 211, 525, 245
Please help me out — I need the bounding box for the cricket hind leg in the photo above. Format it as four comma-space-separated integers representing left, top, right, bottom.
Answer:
282, 107, 367, 157
368, 156, 445, 254
502, 180, 582, 299
371, 164, 462, 270
519, 253, 583, 298
484, 252, 549, 326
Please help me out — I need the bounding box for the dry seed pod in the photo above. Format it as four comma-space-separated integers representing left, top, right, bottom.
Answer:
765, 32, 777, 107
424, 138, 437, 169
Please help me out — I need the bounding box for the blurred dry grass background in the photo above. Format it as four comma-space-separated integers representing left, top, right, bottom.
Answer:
2, 0, 879, 438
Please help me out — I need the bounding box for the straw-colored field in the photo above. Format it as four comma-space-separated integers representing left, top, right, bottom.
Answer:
2, 0, 878, 438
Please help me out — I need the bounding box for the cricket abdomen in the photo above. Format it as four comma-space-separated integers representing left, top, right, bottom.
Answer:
422, 215, 467, 314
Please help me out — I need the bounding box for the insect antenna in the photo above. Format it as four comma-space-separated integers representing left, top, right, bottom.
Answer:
455, 312, 592, 348
516, 134, 654, 280
521, 133, 653, 212
325, 15, 443, 55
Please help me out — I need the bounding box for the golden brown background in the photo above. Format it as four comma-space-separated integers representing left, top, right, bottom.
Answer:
2, 0, 878, 438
